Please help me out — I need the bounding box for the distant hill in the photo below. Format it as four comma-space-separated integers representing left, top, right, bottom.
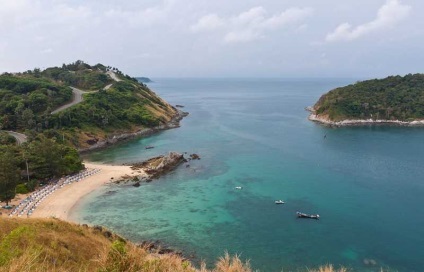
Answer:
0, 60, 179, 149
310, 74, 424, 124
137, 77, 153, 83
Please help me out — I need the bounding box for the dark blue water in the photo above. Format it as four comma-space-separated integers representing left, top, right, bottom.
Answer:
74, 78, 424, 271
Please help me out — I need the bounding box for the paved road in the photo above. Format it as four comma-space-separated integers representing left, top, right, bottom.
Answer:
3, 72, 120, 142
107, 71, 122, 82
51, 87, 87, 114
104, 84, 113, 90
51, 72, 120, 115
4, 130, 28, 144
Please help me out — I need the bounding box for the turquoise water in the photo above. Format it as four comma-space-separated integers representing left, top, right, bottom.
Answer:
74, 78, 424, 271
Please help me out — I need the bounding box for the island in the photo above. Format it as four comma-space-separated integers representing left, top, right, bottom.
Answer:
137, 76, 153, 83
308, 73, 424, 126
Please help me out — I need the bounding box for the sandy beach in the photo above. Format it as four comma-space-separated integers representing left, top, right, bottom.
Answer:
30, 162, 145, 222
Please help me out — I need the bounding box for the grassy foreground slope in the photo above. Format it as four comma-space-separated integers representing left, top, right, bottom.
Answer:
312, 74, 424, 122
0, 218, 347, 272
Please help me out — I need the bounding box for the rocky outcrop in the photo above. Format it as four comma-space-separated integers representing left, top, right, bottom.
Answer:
189, 153, 200, 160
307, 107, 424, 127
138, 240, 183, 257
309, 115, 424, 127
130, 152, 186, 179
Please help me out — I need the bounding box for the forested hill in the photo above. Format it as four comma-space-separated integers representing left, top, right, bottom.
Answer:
0, 60, 178, 149
312, 74, 424, 122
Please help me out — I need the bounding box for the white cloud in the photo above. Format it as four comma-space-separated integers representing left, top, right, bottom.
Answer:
190, 14, 225, 32
326, 0, 411, 42
224, 30, 262, 43
191, 6, 313, 43
104, 1, 175, 28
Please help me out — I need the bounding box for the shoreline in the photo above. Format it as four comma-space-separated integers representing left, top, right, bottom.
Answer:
30, 162, 146, 222
306, 107, 424, 127
79, 109, 188, 153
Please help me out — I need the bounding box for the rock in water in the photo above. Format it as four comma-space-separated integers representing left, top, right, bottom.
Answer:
190, 153, 201, 160
142, 152, 185, 179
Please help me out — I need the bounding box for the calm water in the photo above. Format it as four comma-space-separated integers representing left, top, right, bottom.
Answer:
73, 78, 424, 271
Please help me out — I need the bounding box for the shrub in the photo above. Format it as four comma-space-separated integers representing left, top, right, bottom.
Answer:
15, 184, 29, 194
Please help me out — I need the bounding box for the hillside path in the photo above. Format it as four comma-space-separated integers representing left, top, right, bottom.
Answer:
107, 71, 122, 82
51, 87, 88, 114
4, 130, 28, 144
51, 71, 120, 114
3, 71, 122, 142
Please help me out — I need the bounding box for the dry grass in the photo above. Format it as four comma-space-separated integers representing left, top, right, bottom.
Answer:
0, 218, 388, 272
0, 218, 112, 272
307, 264, 348, 272
0, 218, 252, 272
208, 252, 252, 272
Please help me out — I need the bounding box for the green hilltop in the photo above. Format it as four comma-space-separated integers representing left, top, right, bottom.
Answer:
0, 60, 178, 149
312, 73, 424, 122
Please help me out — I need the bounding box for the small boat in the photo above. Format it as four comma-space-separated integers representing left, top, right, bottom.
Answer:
145, 146, 154, 149
275, 200, 285, 204
296, 211, 319, 220
235, 186, 242, 190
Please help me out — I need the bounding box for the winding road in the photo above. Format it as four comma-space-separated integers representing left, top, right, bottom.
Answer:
106, 70, 122, 82
51, 71, 120, 114
4, 71, 121, 144
3, 130, 28, 144
51, 87, 87, 114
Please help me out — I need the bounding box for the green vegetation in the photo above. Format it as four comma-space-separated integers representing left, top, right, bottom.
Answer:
41, 61, 113, 91
0, 147, 20, 206
0, 75, 72, 130
0, 134, 83, 201
24, 134, 84, 179
313, 73, 424, 121
0, 218, 351, 272
0, 60, 177, 149
0, 60, 177, 205
0, 131, 16, 145
57, 80, 168, 130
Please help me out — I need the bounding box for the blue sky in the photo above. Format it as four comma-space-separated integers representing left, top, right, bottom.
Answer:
0, 0, 422, 78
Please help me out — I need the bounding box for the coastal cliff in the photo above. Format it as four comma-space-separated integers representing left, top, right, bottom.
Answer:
309, 74, 424, 126
78, 110, 188, 152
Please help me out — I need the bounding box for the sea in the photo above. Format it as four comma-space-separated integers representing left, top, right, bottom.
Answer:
72, 78, 424, 272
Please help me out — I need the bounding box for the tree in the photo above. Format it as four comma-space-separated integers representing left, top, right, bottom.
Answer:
28, 136, 64, 178
21, 108, 35, 129
0, 147, 20, 206
27, 135, 83, 179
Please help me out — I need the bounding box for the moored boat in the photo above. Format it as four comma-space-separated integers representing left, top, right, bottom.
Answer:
296, 211, 319, 219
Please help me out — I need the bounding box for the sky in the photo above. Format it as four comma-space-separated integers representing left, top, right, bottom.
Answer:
0, 0, 423, 78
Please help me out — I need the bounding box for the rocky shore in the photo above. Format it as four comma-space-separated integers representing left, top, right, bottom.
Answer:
112, 152, 201, 187
306, 107, 424, 127
130, 151, 186, 180
79, 109, 188, 153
